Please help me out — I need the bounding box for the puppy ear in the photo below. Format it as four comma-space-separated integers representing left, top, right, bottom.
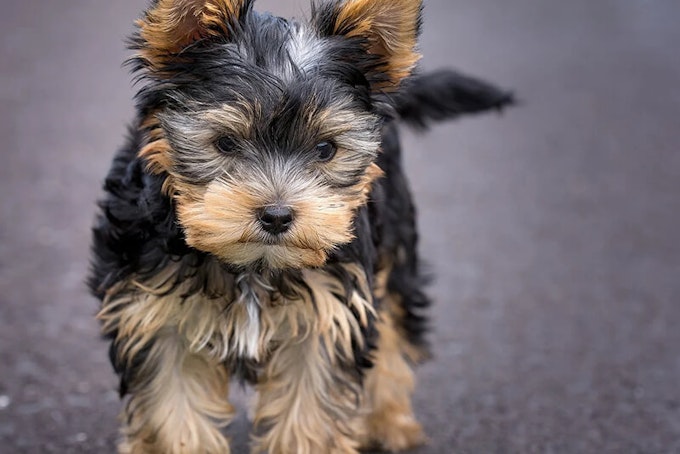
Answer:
315, 0, 423, 91
134, 0, 250, 70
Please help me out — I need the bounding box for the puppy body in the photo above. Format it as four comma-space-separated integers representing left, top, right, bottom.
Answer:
89, 1, 511, 452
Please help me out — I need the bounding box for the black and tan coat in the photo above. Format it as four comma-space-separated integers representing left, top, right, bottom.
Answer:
89, 0, 512, 452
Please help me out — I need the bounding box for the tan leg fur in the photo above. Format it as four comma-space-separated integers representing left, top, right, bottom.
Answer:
357, 308, 425, 452
117, 328, 234, 454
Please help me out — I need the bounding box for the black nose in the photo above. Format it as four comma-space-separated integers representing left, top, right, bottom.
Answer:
258, 206, 294, 235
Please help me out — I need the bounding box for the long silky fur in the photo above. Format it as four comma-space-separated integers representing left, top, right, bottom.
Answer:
89, 0, 512, 452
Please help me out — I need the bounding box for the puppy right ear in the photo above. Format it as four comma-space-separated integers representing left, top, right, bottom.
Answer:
133, 0, 251, 71
313, 0, 423, 92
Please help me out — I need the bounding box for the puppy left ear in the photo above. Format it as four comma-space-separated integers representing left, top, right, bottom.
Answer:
315, 0, 423, 91
134, 0, 251, 72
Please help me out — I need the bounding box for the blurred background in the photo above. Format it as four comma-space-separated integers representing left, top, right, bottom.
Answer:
1, 0, 679, 452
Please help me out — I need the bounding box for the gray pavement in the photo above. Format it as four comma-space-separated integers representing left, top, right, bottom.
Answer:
1, 1, 679, 452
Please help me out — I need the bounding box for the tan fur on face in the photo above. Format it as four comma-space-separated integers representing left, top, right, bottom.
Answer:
333, 0, 422, 89
137, 101, 258, 195
137, 0, 247, 71
134, 95, 383, 269
139, 117, 173, 175
173, 161, 382, 269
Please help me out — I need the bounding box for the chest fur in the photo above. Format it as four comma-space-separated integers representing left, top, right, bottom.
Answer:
99, 263, 375, 367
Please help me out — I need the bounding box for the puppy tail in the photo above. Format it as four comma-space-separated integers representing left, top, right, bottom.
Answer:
394, 69, 515, 130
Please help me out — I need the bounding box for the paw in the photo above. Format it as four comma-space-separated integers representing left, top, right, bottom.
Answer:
363, 412, 426, 452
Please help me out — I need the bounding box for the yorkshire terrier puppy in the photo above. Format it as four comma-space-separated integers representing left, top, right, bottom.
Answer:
89, 0, 511, 452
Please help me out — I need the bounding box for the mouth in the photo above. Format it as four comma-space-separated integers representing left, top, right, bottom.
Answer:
259, 234, 289, 246
239, 228, 319, 250
238, 239, 321, 254
229, 242, 328, 269
239, 232, 290, 247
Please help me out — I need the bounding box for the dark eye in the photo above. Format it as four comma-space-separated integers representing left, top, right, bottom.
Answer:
315, 141, 337, 162
215, 136, 237, 154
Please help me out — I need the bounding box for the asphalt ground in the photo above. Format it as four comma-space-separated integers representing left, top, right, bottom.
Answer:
1, 1, 679, 453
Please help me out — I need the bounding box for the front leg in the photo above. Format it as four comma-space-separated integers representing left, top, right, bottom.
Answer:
252, 267, 375, 454
253, 333, 362, 454
358, 309, 425, 452
97, 264, 241, 453
116, 328, 234, 454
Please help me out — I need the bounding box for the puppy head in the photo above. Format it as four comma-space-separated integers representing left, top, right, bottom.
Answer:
131, 0, 422, 269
